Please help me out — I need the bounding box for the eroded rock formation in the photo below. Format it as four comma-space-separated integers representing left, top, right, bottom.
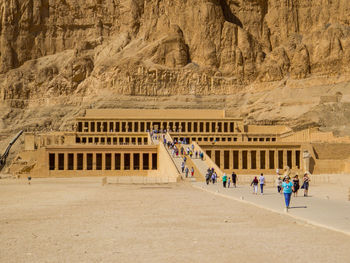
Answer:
1, 0, 350, 136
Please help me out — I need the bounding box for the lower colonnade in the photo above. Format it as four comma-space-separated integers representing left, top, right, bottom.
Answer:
201, 146, 301, 174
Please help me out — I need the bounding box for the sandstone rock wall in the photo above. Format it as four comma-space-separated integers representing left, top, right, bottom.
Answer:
1, 0, 350, 101
1, 1, 350, 136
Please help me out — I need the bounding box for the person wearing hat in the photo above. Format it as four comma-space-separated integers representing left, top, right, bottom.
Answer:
276, 176, 283, 194
282, 176, 294, 211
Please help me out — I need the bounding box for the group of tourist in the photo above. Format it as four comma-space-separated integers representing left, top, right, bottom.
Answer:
164, 139, 207, 179
279, 173, 310, 209
213, 169, 311, 211
275, 173, 310, 195
249, 171, 311, 210
180, 159, 195, 178
250, 173, 265, 194
160, 129, 312, 211
166, 138, 205, 161
208, 170, 237, 188
205, 168, 218, 184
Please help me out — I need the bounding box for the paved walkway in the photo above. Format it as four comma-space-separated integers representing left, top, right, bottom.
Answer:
192, 182, 350, 236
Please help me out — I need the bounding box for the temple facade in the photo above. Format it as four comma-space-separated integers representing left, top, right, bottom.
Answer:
9, 109, 350, 181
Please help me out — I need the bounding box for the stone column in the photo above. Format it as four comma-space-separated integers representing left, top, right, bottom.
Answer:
275, 150, 278, 170
120, 153, 124, 170
130, 153, 134, 170
239, 150, 243, 170
302, 150, 311, 173
140, 153, 144, 170
149, 153, 153, 170
83, 153, 87, 170
247, 150, 252, 170
64, 153, 68, 170
93, 153, 96, 170
73, 153, 77, 170
54, 153, 58, 170
102, 153, 106, 170
111, 153, 115, 170
265, 149, 270, 170
257, 150, 261, 169
220, 150, 224, 169
283, 150, 287, 168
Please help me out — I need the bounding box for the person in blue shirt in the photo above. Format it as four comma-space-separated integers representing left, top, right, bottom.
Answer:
282, 176, 294, 210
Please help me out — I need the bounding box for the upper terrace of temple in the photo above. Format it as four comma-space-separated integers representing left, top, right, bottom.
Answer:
80, 109, 230, 120
74, 109, 290, 136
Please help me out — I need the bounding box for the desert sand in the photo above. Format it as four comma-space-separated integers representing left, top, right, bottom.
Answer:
1, 178, 349, 263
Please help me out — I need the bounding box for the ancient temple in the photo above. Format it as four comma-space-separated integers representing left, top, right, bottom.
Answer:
9, 109, 350, 181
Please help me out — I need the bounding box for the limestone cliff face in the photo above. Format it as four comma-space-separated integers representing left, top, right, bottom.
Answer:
1, 0, 350, 135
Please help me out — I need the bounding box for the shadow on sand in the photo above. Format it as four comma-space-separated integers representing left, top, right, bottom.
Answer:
289, 206, 307, 209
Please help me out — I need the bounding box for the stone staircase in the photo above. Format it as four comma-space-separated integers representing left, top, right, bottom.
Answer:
163, 133, 223, 182
153, 133, 184, 179
151, 132, 225, 182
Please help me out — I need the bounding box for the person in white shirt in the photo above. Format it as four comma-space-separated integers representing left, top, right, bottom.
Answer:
259, 173, 265, 195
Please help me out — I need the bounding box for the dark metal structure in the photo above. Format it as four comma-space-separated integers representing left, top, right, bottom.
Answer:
0, 130, 23, 171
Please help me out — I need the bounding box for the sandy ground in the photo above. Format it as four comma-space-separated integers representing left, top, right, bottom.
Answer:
307, 184, 350, 201
1, 178, 350, 263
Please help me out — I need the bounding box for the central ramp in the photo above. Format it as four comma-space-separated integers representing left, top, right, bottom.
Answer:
163, 133, 224, 182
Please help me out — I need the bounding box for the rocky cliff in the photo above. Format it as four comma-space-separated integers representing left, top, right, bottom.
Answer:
1, 0, 350, 137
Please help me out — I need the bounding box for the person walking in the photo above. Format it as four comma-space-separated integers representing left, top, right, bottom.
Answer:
276, 176, 283, 194
231, 171, 237, 188
301, 173, 310, 197
181, 161, 185, 173
282, 176, 293, 211
293, 174, 300, 197
222, 173, 227, 188
185, 167, 189, 178
191, 167, 194, 177
227, 177, 231, 188
206, 172, 211, 185
259, 173, 265, 195
211, 172, 216, 184
251, 176, 258, 194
